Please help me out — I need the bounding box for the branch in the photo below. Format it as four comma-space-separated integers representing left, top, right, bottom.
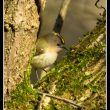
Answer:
95, 0, 106, 14
37, 91, 85, 109
59, 0, 71, 21
39, 93, 46, 110
53, 0, 71, 34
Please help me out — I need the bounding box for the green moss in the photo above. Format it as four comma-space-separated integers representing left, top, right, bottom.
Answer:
5, 43, 38, 110
5, 65, 39, 110
33, 13, 106, 109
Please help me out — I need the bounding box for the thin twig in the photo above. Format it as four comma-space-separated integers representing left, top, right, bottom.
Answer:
95, 0, 105, 12
53, 0, 71, 34
39, 93, 46, 110
37, 91, 85, 109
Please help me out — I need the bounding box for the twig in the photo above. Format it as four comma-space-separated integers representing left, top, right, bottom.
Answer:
95, 0, 106, 12
37, 91, 84, 109
53, 0, 71, 34
39, 93, 46, 110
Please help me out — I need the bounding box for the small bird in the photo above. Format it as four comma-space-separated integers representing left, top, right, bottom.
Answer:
31, 32, 65, 81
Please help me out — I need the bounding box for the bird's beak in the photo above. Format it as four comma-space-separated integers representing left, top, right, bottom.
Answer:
60, 45, 68, 51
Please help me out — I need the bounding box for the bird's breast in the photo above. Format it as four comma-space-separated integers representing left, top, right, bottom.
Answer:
31, 52, 58, 68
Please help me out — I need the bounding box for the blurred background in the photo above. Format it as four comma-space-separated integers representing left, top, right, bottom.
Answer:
39, 0, 106, 59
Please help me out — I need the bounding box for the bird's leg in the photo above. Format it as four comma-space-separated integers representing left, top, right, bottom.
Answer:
36, 70, 39, 80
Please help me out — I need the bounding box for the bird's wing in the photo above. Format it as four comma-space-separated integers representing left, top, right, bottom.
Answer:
35, 47, 44, 56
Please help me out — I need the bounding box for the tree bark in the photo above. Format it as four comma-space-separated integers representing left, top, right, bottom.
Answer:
4, 0, 41, 100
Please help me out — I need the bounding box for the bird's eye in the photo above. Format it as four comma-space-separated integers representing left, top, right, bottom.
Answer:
57, 43, 61, 46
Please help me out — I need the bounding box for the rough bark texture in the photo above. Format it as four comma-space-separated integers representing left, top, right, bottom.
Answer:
4, 0, 40, 100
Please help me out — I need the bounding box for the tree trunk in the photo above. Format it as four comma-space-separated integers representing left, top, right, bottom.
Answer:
4, 0, 40, 100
